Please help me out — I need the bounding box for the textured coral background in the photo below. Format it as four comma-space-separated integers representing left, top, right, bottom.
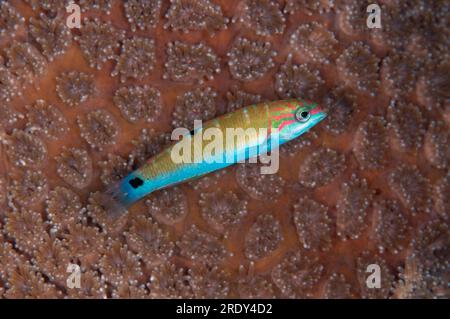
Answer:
0, 0, 448, 298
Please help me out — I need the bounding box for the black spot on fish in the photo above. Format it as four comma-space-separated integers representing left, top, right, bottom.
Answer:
129, 177, 144, 189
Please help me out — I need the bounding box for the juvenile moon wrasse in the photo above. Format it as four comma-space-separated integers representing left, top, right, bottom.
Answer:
104, 99, 326, 216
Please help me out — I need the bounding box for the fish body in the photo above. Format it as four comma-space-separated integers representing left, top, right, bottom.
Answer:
105, 99, 326, 214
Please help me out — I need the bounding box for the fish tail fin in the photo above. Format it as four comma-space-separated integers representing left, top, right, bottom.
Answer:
100, 181, 131, 219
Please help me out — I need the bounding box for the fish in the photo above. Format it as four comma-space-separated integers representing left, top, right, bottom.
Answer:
103, 99, 327, 216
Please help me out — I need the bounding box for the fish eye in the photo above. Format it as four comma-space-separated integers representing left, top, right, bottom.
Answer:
296, 110, 310, 122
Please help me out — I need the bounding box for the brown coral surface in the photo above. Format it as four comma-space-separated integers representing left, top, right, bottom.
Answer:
0, 0, 448, 299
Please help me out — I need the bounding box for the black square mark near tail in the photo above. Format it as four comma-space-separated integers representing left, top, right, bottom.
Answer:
129, 177, 144, 189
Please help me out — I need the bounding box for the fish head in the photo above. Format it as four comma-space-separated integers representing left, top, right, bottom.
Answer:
272, 99, 327, 143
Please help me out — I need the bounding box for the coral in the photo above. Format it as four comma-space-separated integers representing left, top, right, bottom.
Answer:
0, 103, 22, 128
76, 19, 125, 69
10, 169, 48, 207
31, 238, 71, 285
424, 121, 449, 170
279, 131, 317, 157
396, 220, 449, 298
293, 196, 333, 251
371, 3, 417, 49
124, 0, 162, 31
275, 57, 324, 100
272, 251, 323, 298
62, 222, 105, 267
321, 87, 357, 135
336, 0, 373, 36
56, 147, 93, 189
0, 59, 20, 101
387, 100, 427, 152
99, 239, 143, 287
284, 0, 334, 15
98, 154, 132, 186
46, 186, 83, 230
112, 36, 156, 82
6, 129, 47, 167
164, 41, 221, 83
323, 273, 355, 299
111, 283, 148, 299
79, 0, 113, 14
4, 209, 47, 254
235, 0, 285, 36
290, 22, 338, 64
434, 174, 449, 219
188, 169, 227, 191
0, 242, 26, 279
29, 14, 71, 61
56, 71, 94, 107
225, 86, 262, 113
388, 165, 431, 214
298, 147, 345, 188
164, 0, 228, 32
189, 266, 230, 299
124, 215, 174, 266
238, 274, 276, 299
0, 0, 447, 299
177, 225, 229, 265
145, 187, 188, 225
0, 177, 5, 206
236, 163, 285, 200
416, 61, 449, 112
381, 53, 420, 97
356, 252, 394, 299
244, 214, 283, 260
23, 0, 68, 13
113, 85, 162, 123
0, 2, 24, 37
336, 174, 374, 240
86, 191, 128, 234
370, 199, 409, 254
66, 270, 107, 299
148, 263, 193, 298
199, 191, 247, 235
227, 37, 276, 81
77, 109, 119, 150
353, 116, 389, 169
129, 129, 171, 167
6, 41, 46, 84
172, 87, 217, 130
25, 100, 68, 140
4, 262, 61, 299
336, 42, 380, 96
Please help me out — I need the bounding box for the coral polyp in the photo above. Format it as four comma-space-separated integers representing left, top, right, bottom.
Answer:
275, 57, 324, 100
244, 214, 283, 261
112, 36, 156, 83
336, 42, 380, 96
56, 71, 94, 107
164, 41, 221, 83
164, 0, 228, 32
76, 19, 125, 70
6, 129, 47, 167
235, 0, 285, 36
25, 100, 68, 140
77, 109, 119, 150
290, 22, 338, 64
55, 147, 93, 189
29, 14, 71, 61
227, 37, 276, 81
113, 85, 162, 123
124, 0, 162, 31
